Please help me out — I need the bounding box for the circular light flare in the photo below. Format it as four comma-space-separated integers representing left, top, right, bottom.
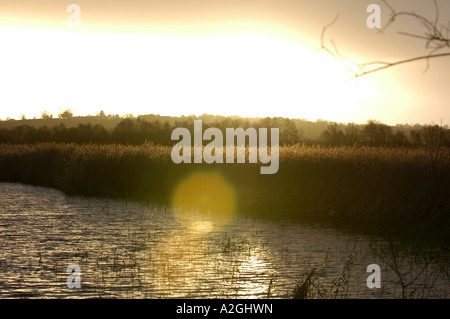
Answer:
171, 171, 237, 233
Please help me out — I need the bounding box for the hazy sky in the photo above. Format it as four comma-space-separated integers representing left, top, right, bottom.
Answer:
0, 0, 449, 125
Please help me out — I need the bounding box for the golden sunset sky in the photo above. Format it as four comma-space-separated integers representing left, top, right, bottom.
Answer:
0, 0, 449, 125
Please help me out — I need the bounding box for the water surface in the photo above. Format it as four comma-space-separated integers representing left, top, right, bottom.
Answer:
0, 183, 448, 298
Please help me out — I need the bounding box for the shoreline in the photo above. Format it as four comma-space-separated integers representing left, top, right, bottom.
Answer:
1, 142, 449, 243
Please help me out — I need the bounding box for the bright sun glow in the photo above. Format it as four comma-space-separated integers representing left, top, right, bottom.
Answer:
172, 171, 236, 214
0, 26, 402, 122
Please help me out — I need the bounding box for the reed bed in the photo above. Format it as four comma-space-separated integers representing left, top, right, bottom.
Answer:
0, 143, 448, 234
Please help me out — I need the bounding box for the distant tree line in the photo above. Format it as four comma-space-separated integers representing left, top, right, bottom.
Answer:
16, 109, 75, 121
0, 115, 448, 147
320, 120, 450, 147
0, 116, 302, 146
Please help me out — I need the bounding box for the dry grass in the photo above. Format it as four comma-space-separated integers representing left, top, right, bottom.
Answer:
0, 143, 448, 234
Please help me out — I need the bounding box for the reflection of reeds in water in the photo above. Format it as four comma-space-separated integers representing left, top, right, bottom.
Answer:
56, 231, 450, 299
368, 240, 450, 299
291, 243, 357, 299
290, 240, 450, 299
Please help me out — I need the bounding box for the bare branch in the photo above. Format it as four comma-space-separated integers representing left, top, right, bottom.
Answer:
355, 53, 450, 78
320, 0, 450, 78
433, 0, 439, 27
320, 15, 359, 75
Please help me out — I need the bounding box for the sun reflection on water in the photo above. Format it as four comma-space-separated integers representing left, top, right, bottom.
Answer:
171, 171, 237, 233
2, 183, 449, 299
149, 215, 277, 298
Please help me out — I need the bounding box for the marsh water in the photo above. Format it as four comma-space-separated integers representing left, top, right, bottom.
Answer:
0, 183, 448, 298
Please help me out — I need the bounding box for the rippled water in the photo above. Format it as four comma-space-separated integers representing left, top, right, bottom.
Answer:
0, 183, 448, 298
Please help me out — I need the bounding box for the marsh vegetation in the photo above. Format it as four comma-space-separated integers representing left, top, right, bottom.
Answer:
0, 142, 448, 235
0, 115, 449, 298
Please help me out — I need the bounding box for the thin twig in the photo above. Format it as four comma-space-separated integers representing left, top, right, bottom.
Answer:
320, 0, 450, 78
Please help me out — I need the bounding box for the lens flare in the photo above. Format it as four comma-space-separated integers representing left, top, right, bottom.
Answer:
171, 171, 236, 231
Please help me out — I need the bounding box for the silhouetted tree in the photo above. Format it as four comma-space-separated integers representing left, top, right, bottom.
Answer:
321, 122, 345, 145
392, 130, 410, 146
41, 111, 53, 120
97, 110, 107, 118
422, 125, 446, 148
344, 123, 360, 145
58, 109, 74, 120
410, 129, 423, 145
363, 120, 393, 146
278, 118, 301, 145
